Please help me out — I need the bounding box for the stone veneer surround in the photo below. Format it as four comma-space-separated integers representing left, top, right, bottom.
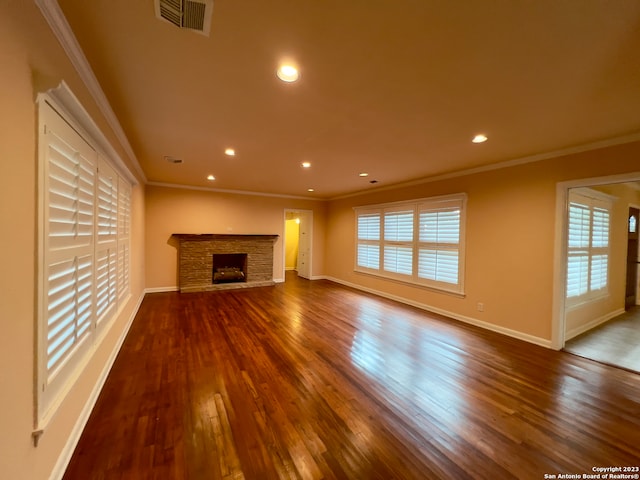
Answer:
172, 234, 279, 292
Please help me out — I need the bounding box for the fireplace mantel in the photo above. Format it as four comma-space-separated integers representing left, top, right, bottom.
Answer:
172, 233, 279, 292
172, 233, 279, 240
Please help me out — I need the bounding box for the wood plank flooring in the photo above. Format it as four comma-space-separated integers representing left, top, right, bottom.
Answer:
564, 306, 640, 373
63, 273, 640, 479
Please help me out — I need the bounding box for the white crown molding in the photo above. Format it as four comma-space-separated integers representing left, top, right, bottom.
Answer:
35, 0, 147, 183
331, 131, 640, 201
147, 181, 327, 201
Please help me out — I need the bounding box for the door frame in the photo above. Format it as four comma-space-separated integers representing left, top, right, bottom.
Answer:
552, 172, 640, 350
282, 209, 313, 280
627, 204, 640, 308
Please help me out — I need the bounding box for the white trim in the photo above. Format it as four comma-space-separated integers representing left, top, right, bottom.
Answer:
565, 308, 625, 341
35, 0, 146, 184
352, 192, 467, 211
44, 82, 138, 185
148, 181, 325, 201
48, 291, 144, 480
553, 171, 640, 350
323, 276, 552, 349
144, 286, 179, 293
332, 133, 640, 201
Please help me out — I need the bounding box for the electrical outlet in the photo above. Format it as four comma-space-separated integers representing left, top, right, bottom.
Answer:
477, 302, 484, 312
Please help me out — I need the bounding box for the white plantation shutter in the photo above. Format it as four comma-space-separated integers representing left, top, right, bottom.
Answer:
95, 158, 118, 326
117, 178, 131, 303
38, 96, 134, 426
357, 244, 380, 269
356, 211, 381, 270
591, 208, 609, 248
46, 254, 94, 375
384, 245, 413, 274
590, 255, 608, 291
358, 214, 380, 241
97, 158, 118, 243
43, 115, 96, 384
383, 209, 414, 275
384, 210, 413, 242
95, 248, 117, 322
418, 202, 463, 287
566, 190, 612, 304
566, 254, 588, 298
355, 194, 466, 293
418, 249, 459, 284
47, 131, 95, 250
419, 209, 460, 244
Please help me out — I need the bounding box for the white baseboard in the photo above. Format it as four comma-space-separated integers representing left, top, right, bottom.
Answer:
50, 291, 145, 480
565, 308, 625, 341
323, 276, 553, 349
144, 286, 179, 293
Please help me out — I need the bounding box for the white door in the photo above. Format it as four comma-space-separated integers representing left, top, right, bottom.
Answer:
296, 211, 312, 279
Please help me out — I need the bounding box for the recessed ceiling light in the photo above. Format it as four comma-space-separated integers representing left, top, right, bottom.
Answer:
472, 134, 488, 143
301, 162, 311, 168
359, 172, 369, 177
307, 188, 314, 192
224, 148, 235, 156
277, 64, 299, 83
207, 175, 215, 181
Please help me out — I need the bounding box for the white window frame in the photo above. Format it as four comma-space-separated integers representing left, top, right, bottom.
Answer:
565, 187, 613, 307
36, 88, 133, 428
354, 193, 466, 295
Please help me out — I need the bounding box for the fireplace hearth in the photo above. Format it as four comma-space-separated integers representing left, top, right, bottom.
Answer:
172, 234, 278, 292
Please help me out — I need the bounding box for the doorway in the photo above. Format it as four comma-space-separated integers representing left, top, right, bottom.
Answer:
555, 175, 640, 373
284, 209, 313, 280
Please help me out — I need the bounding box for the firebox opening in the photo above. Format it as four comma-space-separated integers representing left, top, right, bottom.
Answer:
212, 253, 247, 284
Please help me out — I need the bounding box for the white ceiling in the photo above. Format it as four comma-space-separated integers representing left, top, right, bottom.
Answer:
57, 0, 640, 199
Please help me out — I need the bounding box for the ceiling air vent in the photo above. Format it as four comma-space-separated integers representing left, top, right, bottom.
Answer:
154, 0, 213, 36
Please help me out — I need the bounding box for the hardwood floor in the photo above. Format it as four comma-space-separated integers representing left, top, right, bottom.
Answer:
564, 306, 640, 373
63, 273, 640, 479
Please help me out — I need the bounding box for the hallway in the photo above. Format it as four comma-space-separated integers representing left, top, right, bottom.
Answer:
564, 306, 640, 373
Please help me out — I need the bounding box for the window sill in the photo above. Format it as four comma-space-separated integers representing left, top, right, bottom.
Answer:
354, 268, 466, 298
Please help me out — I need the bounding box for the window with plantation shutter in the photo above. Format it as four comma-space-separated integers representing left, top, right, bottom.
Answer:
354, 194, 466, 294
383, 210, 414, 275
95, 158, 118, 326
37, 94, 134, 427
44, 113, 97, 385
418, 205, 461, 285
566, 189, 612, 305
117, 178, 131, 303
357, 212, 381, 269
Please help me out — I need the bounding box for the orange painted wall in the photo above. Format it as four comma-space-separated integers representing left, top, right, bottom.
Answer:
144, 185, 326, 289
0, 3, 145, 479
325, 141, 640, 344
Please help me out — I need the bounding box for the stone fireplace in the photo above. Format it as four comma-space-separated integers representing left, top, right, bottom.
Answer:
172, 234, 278, 292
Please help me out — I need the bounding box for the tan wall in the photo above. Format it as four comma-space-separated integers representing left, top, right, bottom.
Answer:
325, 142, 640, 344
145, 185, 326, 289
0, 3, 145, 479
